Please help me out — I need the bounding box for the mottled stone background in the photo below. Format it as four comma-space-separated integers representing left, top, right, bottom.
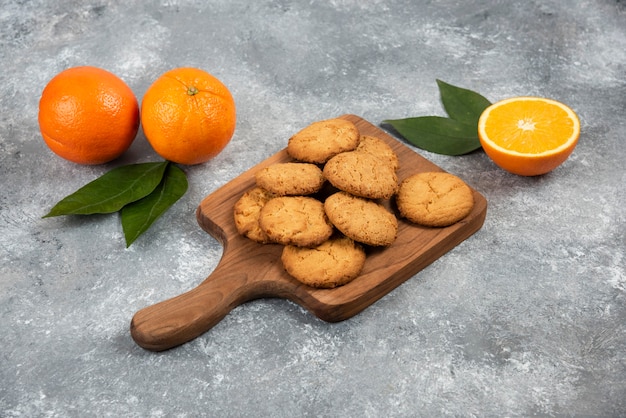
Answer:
1, 0, 625, 416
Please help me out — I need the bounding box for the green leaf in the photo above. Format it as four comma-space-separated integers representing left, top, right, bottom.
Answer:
383, 116, 482, 155
44, 162, 169, 217
436, 79, 492, 125
121, 163, 188, 247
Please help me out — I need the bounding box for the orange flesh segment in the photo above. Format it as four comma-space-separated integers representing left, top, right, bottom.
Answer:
482, 100, 576, 154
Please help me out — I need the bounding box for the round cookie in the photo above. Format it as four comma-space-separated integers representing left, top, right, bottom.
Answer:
323, 151, 398, 199
281, 236, 366, 288
287, 118, 360, 164
259, 196, 333, 247
255, 162, 325, 196
324, 191, 398, 247
355, 135, 399, 171
233, 187, 276, 243
396, 171, 474, 227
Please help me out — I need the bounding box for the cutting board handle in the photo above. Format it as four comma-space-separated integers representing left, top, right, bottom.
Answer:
130, 261, 265, 351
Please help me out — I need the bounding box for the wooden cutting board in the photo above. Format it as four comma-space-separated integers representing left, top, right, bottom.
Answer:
130, 114, 487, 351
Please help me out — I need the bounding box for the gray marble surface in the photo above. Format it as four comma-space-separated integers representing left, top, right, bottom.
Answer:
1, 0, 625, 416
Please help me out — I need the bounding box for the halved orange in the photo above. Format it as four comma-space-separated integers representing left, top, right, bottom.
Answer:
477, 97, 580, 176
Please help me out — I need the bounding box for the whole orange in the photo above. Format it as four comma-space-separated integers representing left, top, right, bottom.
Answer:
38, 66, 140, 165
140, 67, 236, 165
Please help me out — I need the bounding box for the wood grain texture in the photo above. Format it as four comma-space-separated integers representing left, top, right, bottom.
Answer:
130, 115, 487, 351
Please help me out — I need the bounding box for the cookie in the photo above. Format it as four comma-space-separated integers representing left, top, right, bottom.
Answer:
258, 196, 333, 247
355, 135, 399, 171
281, 236, 366, 288
287, 118, 360, 164
233, 187, 276, 243
255, 162, 325, 196
323, 151, 398, 199
324, 191, 398, 247
396, 172, 474, 227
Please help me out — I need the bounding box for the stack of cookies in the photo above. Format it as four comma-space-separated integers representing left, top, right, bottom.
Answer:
233, 118, 474, 289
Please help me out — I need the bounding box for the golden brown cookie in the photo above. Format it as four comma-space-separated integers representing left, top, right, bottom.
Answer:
396, 172, 474, 227
287, 118, 360, 164
281, 236, 366, 288
258, 196, 333, 247
255, 162, 325, 196
233, 187, 276, 243
324, 191, 398, 246
355, 135, 399, 171
323, 151, 398, 199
